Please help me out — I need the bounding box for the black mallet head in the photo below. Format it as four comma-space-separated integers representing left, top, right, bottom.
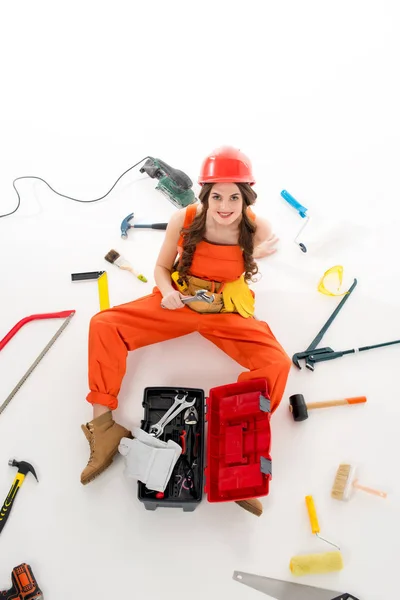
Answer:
289, 394, 309, 422
8, 459, 39, 482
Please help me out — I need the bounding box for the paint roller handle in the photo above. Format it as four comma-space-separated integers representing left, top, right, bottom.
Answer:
0, 311, 76, 351
307, 396, 367, 410
305, 495, 320, 534
280, 190, 308, 218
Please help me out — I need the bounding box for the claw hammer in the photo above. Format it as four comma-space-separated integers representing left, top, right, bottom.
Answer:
121, 212, 168, 238
0, 459, 38, 535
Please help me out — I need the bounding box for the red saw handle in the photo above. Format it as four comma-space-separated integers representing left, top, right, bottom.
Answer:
0, 310, 76, 351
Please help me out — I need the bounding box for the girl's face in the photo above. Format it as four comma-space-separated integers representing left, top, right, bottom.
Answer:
207, 183, 243, 226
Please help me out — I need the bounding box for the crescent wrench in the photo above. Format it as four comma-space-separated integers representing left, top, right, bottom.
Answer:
181, 290, 215, 304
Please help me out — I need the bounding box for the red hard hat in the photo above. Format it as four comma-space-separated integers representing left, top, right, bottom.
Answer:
198, 146, 255, 185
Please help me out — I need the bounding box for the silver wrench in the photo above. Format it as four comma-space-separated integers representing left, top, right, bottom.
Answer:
181, 290, 215, 304
149, 393, 196, 437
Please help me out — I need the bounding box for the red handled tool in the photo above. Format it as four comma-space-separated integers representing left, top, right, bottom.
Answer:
0, 310, 75, 351
180, 430, 187, 454
0, 310, 75, 416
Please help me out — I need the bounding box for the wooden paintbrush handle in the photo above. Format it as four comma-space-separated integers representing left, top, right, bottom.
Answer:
119, 265, 147, 282
353, 480, 387, 498
307, 396, 366, 410
119, 265, 136, 274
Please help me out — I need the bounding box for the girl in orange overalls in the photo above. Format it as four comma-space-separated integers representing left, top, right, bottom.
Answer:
81, 146, 292, 516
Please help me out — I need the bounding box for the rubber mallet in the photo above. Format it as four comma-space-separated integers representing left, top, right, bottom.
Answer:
289, 394, 366, 422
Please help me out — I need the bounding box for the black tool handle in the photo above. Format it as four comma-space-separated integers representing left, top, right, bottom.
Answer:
0, 480, 20, 534
71, 271, 103, 281
331, 594, 359, 600
359, 339, 400, 352
309, 350, 353, 363
306, 278, 358, 351
311, 338, 400, 364
134, 223, 168, 230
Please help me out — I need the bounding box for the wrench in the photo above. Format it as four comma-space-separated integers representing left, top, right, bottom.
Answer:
181, 290, 215, 304
149, 393, 196, 437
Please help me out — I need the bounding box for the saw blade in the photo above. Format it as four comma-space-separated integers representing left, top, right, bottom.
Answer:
0, 312, 75, 416
233, 571, 342, 600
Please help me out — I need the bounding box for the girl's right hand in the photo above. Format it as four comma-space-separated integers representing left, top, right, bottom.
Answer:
161, 290, 186, 310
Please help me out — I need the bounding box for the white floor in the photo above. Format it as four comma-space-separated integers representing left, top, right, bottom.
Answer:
1, 2, 400, 599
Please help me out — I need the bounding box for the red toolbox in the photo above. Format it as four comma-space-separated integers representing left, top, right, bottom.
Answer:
138, 378, 272, 511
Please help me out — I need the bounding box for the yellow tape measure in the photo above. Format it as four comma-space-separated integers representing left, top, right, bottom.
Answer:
171, 271, 189, 293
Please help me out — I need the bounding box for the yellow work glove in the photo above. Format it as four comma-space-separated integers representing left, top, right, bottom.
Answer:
221, 275, 255, 318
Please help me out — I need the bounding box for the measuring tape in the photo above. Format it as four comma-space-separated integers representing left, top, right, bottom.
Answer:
0, 310, 75, 416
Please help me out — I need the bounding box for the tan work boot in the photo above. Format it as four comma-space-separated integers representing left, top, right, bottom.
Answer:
235, 498, 263, 517
80, 411, 132, 485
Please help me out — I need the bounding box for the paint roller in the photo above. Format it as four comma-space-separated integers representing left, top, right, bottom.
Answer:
290, 551, 344, 575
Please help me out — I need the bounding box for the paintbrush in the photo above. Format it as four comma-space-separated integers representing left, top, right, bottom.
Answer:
104, 249, 147, 282
331, 463, 387, 501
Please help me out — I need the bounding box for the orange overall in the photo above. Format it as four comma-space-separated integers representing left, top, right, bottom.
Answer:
86, 205, 291, 412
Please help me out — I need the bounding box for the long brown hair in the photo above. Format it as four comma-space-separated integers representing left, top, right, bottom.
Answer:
178, 183, 259, 284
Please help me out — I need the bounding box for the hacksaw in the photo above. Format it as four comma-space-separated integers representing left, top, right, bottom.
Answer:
0, 310, 75, 416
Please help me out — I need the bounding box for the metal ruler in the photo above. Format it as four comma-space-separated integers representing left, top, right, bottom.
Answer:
97, 272, 110, 310
0, 311, 75, 416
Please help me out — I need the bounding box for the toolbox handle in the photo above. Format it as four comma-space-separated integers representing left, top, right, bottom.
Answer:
259, 395, 271, 413
260, 457, 272, 477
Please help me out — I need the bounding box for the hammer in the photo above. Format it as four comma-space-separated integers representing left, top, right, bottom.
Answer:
0, 459, 38, 535
288, 394, 367, 422
121, 212, 168, 238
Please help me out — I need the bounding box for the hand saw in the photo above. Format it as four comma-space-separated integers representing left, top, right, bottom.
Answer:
233, 572, 359, 600
0, 310, 75, 416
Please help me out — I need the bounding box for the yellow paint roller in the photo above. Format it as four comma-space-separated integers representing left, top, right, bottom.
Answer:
290, 551, 344, 576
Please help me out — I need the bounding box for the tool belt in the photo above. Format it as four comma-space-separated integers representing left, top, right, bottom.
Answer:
171, 271, 255, 318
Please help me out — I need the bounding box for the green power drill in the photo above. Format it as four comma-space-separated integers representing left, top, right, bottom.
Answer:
140, 157, 197, 208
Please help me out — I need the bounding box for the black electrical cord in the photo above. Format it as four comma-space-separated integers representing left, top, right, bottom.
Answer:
0, 156, 150, 218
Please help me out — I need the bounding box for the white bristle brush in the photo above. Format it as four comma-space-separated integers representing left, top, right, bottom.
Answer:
331, 463, 387, 501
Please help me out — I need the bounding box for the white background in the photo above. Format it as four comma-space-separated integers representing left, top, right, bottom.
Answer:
1, 1, 399, 599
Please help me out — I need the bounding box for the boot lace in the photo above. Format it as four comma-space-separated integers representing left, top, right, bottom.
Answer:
87, 425, 95, 464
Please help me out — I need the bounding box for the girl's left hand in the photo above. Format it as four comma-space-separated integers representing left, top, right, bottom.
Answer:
253, 234, 279, 258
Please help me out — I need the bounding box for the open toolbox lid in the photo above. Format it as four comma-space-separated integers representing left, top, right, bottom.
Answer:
204, 378, 272, 503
